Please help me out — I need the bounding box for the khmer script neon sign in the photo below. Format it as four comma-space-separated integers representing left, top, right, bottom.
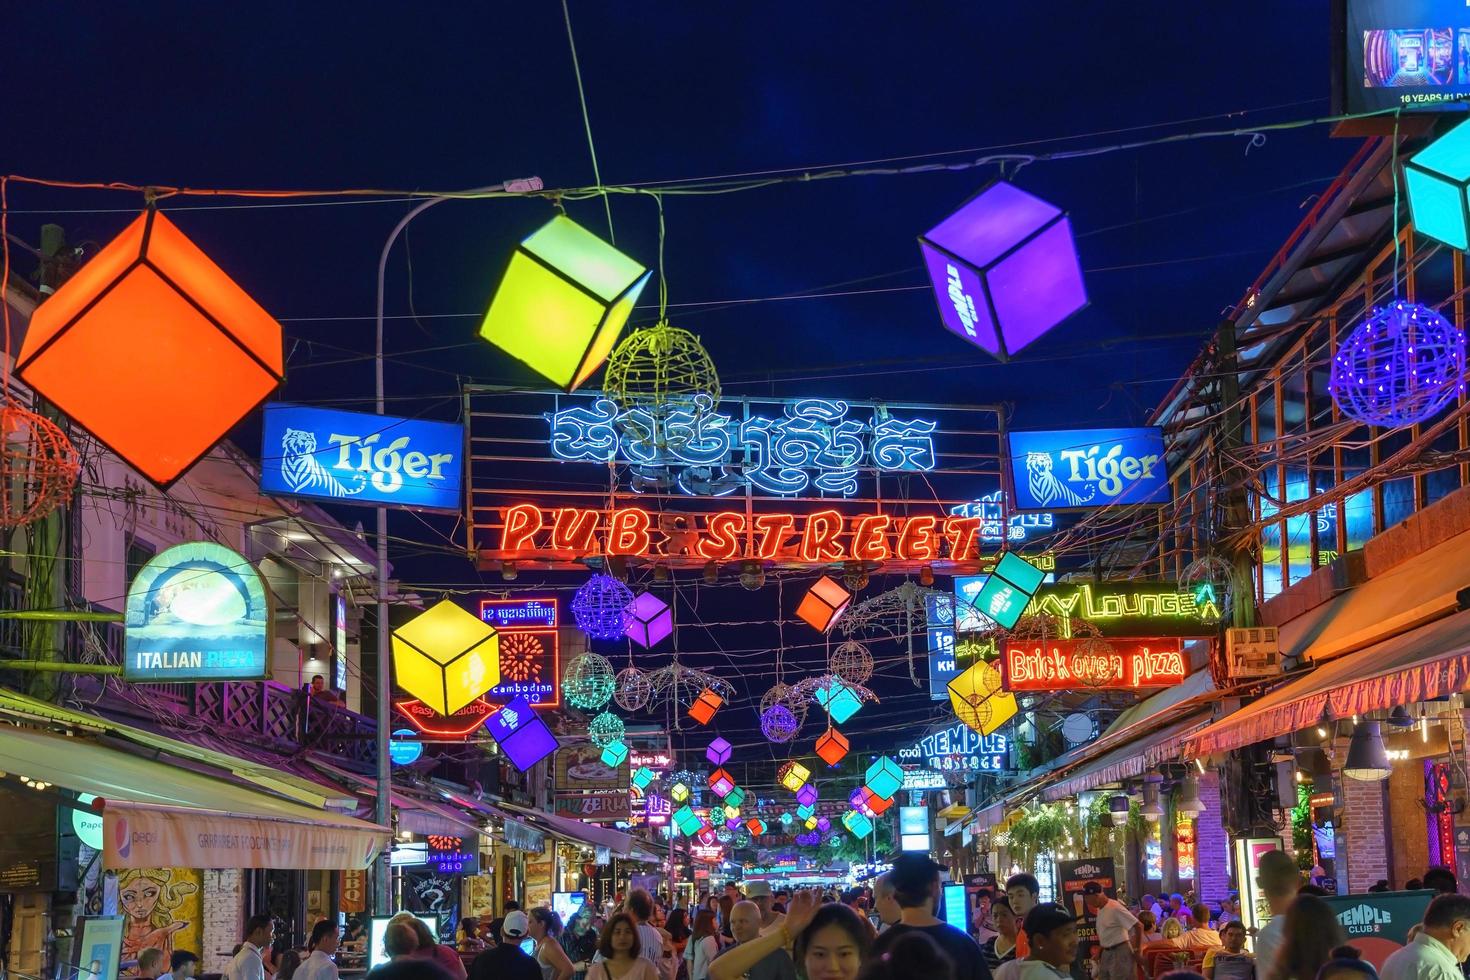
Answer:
547, 395, 936, 496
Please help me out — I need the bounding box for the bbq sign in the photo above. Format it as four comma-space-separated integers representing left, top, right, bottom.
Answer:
1002, 638, 1187, 692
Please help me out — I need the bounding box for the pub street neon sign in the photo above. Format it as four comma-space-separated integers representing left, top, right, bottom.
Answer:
547, 395, 937, 497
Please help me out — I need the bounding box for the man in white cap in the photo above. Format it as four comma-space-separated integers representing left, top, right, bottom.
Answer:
467, 911, 540, 980
744, 881, 786, 937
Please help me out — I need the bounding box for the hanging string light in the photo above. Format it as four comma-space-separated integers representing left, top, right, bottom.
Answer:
572, 574, 636, 640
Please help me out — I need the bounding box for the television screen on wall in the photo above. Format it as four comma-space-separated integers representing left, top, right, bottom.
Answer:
1337, 1, 1470, 113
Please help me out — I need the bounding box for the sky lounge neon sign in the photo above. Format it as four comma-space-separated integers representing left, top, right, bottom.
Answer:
547, 395, 936, 496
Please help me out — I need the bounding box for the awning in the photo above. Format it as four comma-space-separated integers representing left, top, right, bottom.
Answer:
1185, 606, 1470, 757
0, 725, 388, 869
1042, 712, 1212, 801
305, 757, 484, 838
499, 802, 643, 857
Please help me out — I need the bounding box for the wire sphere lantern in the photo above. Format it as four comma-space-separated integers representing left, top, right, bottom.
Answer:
1330, 301, 1466, 428
1067, 635, 1119, 687
563, 653, 616, 710
0, 404, 80, 528
829, 640, 874, 686
759, 682, 809, 729
587, 710, 625, 747
614, 665, 652, 712
604, 321, 721, 414
572, 574, 636, 640
760, 703, 802, 744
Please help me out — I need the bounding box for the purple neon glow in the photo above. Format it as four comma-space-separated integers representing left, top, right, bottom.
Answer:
919, 181, 1087, 360
816, 817, 831, 832
706, 736, 733, 765
485, 696, 559, 771
796, 783, 818, 807
625, 591, 674, 647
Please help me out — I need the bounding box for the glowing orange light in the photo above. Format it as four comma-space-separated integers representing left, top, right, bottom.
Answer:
698, 512, 745, 560
796, 575, 851, 632
503, 504, 544, 553
608, 508, 651, 555
815, 726, 850, 766
688, 688, 724, 725
799, 509, 845, 562
850, 515, 893, 561
551, 507, 599, 552
753, 514, 796, 559
942, 516, 981, 561
896, 515, 939, 560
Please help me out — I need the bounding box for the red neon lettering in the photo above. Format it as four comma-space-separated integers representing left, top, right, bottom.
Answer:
895, 515, 938, 560
753, 514, 796, 559
551, 507, 599, 553
699, 512, 746, 560
850, 515, 892, 561
502, 504, 543, 553
800, 509, 845, 563
942, 516, 980, 561
608, 508, 652, 555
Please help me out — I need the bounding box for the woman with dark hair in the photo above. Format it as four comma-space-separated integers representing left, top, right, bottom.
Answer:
683, 911, 719, 980
390, 914, 467, 980
588, 914, 658, 980
562, 913, 600, 978
665, 909, 691, 964
711, 890, 873, 980
856, 931, 954, 980
717, 897, 735, 945
528, 909, 574, 980
1265, 895, 1347, 980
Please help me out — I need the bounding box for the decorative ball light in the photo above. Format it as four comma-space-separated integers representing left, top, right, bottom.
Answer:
760, 682, 809, 734
829, 639, 874, 686
760, 703, 802, 744
587, 710, 625, 748
563, 653, 616, 710
1330, 301, 1465, 428
603, 321, 721, 414
0, 404, 81, 527
1067, 635, 1120, 687
614, 665, 652, 712
572, 574, 636, 640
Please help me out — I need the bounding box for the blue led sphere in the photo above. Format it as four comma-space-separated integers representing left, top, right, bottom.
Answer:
1330, 301, 1465, 428
572, 573, 635, 640
587, 710, 625, 747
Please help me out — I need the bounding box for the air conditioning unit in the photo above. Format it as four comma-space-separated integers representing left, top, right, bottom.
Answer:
1226, 626, 1283, 679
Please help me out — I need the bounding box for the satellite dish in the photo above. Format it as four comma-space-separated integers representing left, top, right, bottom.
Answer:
1062, 712, 1096, 747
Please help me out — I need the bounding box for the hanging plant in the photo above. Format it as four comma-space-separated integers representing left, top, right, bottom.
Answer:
1004, 803, 1080, 870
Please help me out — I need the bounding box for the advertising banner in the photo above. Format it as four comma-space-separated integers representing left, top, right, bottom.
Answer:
1057, 857, 1116, 973
260, 402, 464, 511
555, 744, 628, 791
1234, 838, 1282, 944
1008, 427, 1170, 510
1322, 891, 1435, 969
103, 805, 384, 870
123, 542, 270, 682
554, 792, 632, 823
1002, 639, 1187, 692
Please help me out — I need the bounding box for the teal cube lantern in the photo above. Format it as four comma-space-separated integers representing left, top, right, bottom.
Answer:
673, 805, 703, 837
780, 812, 794, 827
479, 215, 652, 392
796, 803, 816, 821
725, 785, 747, 809
600, 740, 629, 768
843, 810, 874, 839
632, 766, 656, 791
817, 679, 864, 724
1408, 118, 1470, 251
865, 756, 904, 800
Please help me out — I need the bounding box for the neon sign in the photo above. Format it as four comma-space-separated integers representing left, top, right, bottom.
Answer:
949, 491, 1054, 543
496, 505, 982, 564
547, 396, 937, 496
426, 834, 479, 875
1028, 582, 1221, 638
899, 721, 1009, 772
1175, 819, 1196, 880
479, 597, 560, 707
394, 697, 497, 737
1001, 639, 1187, 692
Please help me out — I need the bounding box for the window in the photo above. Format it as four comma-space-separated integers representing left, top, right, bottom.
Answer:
124, 535, 155, 585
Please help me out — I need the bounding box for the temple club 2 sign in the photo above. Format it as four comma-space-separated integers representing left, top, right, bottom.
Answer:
480, 597, 560, 707
1002, 639, 1187, 692
124, 542, 270, 682
1007, 427, 1170, 510
260, 403, 464, 511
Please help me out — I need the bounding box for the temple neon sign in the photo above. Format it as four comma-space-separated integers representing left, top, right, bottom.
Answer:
949, 491, 1054, 543
547, 395, 936, 496
496, 504, 982, 563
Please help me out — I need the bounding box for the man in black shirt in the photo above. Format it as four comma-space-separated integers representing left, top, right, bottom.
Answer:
869, 853, 993, 980
467, 911, 539, 980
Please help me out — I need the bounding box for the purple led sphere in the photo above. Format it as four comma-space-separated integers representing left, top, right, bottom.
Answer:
1330, 301, 1466, 428
760, 703, 801, 743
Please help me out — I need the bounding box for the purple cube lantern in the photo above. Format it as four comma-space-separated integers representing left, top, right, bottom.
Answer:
816, 816, 831, 833
706, 736, 733, 766
484, 695, 559, 772
796, 783, 818, 808
625, 591, 674, 648
919, 180, 1087, 361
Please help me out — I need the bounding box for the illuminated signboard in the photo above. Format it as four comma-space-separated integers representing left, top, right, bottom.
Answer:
949, 491, 1054, 543
425, 834, 480, 875
394, 698, 497, 737
1176, 818, 1196, 881
1007, 427, 1170, 510
333, 594, 349, 691
547, 395, 936, 497
901, 768, 949, 790
496, 504, 982, 565
1002, 639, 1187, 692
630, 750, 672, 824
389, 729, 424, 766
899, 721, 1009, 772
1145, 822, 1163, 880
1027, 582, 1221, 638
480, 597, 560, 707
260, 403, 464, 512
899, 806, 931, 852
124, 542, 270, 682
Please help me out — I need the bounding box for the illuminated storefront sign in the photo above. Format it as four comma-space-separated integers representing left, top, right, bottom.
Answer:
394, 697, 497, 737
334, 594, 349, 691
901, 768, 949, 790
898, 722, 1008, 772
1175, 818, 1196, 880
480, 597, 560, 707
899, 806, 931, 852
260, 402, 464, 511
949, 491, 1054, 543
1002, 639, 1187, 692
425, 834, 480, 875
1145, 822, 1163, 880
1008, 427, 1170, 510
495, 505, 982, 564
554, 792, 631, 823
547, 395, 936, 496
124, 542, 270, 682
1028, 582, 1221, 637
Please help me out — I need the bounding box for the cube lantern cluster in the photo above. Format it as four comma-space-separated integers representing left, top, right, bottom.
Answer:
391, 600, 501, 716
625, 591, 673, 647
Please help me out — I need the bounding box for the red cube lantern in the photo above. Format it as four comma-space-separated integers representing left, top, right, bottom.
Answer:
688, 687, 724, 725
708, 767, 735, 798
796, 575, 851, 632
17, 210, 283, 487
865, 788, 894, 815
815, 726, 850, 766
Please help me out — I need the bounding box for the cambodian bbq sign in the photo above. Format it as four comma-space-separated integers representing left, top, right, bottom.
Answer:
1007, 427, 1170, 510
1002, 638, 1187, 692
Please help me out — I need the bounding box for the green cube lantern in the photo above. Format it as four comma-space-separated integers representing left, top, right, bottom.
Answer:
671, 781, 690, 803
1408, 118, 1470, 251
673, 805, 703, 837
725, 786, 747, 809
632, 766, 656, 791
843, 810, 874, 839
479, 215, 652, 392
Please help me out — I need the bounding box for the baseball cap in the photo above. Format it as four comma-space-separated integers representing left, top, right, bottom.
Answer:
745, 881, 773, 898
1023, 903, 1076, 939
1082, 882, 1104, 896
502, 910, 530, 938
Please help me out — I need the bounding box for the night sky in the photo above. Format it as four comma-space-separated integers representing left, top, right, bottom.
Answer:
5, 4, 1358, 763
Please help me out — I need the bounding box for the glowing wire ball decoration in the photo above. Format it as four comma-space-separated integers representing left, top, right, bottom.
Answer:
614, 665, 652, 712
829, 640, 874, 686
479, 214, 651, 393
571, 574, 635, 640
1329, 301, 1466, 428
0, 405, 80, 527
760, 703, 802, 744
760, 682, 809, 730
562, 653, 616, 711
587, 710, 625, 748
603, 321, 721, 414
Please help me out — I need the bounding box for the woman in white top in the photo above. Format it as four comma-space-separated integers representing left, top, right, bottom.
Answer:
294, 922, 340, 980
529, 909, 575, 980
588, 914, 659, 980
683, 911, 720, 980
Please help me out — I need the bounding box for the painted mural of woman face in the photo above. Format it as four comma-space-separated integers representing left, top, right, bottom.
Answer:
122, 880, 162, 923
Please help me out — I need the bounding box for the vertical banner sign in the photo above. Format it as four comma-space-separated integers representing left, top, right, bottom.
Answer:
1321, 892, 1435, 970
1008, 427, 1170, 510
340, 869, 367, 914
1057, 858, 1116, 973
1176, 818, 1197, 880
480, 597, 561, 707
260, 402, 465, 511
1235, 838, 1282, 948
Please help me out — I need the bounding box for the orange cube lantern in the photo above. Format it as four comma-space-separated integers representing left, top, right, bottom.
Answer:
688, 687, 724, 725
796, 575, 851, 632
17, 210, 283, 487
815, 726, 850, 766
864, 787, 895, 815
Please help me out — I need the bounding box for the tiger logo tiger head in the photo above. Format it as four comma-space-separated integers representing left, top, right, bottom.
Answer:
283, 427, 317, 458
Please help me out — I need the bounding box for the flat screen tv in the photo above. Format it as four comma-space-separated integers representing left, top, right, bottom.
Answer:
1337, 0, 1470, 113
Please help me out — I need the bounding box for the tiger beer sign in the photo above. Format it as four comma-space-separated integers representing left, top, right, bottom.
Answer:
1001, 638, 1187, 692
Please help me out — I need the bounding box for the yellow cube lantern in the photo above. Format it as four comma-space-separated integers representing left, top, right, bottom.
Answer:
947, 660, 1017, 736
778, 760, 811, 793
392, 599, 501, 716
479, 215, 651, 392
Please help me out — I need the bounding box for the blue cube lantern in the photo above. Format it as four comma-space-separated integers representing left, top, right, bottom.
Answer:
600, 740, 629, 768
632, 766, 656, 791
796, 803, 815, 821
865, 755, 904, 800
816, 679, 865, 724
484, 695, 559, 772
1407, 118, 1470, 251
843, 810, 874, 839
919, 181, 1087, 362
